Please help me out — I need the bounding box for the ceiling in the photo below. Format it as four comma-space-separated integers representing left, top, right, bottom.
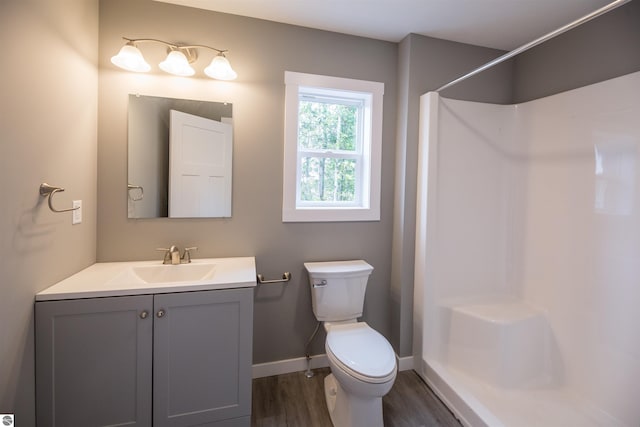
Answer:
155, 0, 614, 50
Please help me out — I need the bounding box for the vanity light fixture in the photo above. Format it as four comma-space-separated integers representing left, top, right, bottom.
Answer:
111, 37, 237, 80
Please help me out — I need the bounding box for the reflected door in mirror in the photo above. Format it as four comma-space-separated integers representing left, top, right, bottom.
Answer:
169, 110, 232, 217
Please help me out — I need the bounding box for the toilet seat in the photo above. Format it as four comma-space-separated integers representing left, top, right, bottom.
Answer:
326, 322, 396, 384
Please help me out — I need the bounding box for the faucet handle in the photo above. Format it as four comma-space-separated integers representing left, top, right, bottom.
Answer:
156, 247, 172, 264
181, 247, 198, 263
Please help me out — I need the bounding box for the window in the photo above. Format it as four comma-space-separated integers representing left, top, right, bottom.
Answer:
283, 71, 384, 222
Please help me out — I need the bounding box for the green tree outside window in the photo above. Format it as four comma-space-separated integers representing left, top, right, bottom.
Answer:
298, 99, 359, 202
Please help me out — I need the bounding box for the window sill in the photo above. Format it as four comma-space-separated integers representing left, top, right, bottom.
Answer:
282, 207, 380, 223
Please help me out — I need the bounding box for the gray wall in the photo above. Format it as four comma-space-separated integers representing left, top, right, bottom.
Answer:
0, 0, 98, 423
98, 0, 398, 362
514, 0, 640, 102
392, 34, 514, 356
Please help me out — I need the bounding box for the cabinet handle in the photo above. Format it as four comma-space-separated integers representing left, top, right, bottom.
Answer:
140, 310, 149, 319
157, 309, 166, 318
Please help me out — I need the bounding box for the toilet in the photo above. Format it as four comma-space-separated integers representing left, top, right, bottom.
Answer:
304, 260, 397, 427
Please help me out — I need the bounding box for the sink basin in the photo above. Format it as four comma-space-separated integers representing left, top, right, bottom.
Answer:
132, 263, 216, 284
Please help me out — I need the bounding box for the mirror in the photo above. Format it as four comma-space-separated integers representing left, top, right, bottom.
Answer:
127, 94, 233, 218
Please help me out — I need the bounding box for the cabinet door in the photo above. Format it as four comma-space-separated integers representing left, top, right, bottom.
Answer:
153, 288, 253, 427
35, 295, 153, 427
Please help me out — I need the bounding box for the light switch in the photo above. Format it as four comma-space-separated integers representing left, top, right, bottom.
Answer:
72, 200, 82, 224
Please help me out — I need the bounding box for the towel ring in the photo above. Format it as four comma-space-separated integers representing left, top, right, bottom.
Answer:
39, 183, 80, 213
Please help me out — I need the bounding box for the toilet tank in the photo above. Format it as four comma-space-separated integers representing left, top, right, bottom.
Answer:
304, 260, 374, 322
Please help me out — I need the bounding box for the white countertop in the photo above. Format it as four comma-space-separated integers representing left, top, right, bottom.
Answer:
36, 257, 257, 301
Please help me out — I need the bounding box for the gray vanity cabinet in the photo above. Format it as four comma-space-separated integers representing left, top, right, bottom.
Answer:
36, 288, 253, 427
35, 295, 153, 427
153, 289, 253, 427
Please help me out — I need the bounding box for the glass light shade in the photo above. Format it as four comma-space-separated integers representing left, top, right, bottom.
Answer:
159, 50, 195, 77
111, 44, 151, 72
204, 55, 237, 81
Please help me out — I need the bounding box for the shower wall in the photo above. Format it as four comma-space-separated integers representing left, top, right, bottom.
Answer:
414, 94, 523, 364
517, 71, 640, 424
415, 71, 640, 426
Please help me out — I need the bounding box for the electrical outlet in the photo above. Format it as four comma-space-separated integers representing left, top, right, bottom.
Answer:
72, 200, 82, 224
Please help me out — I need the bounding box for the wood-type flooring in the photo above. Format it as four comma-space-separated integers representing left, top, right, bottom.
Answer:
251, 368, 462, 427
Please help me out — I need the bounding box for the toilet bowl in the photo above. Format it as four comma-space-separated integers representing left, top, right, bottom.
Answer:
305, 260, 397, 427
323, 322, 397, 427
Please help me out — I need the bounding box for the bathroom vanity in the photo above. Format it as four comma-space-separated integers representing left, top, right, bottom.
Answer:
34, 257, 256, 427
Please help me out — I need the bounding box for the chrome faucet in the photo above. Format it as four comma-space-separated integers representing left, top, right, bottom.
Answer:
168, 245, 181, 265
157, 245, 198, 264
157, 245, 181, 265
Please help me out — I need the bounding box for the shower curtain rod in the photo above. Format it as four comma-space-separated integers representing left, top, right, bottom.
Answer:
435, 0, 632, 92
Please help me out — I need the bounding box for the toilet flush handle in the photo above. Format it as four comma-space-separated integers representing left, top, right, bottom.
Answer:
313, 279, 327, 288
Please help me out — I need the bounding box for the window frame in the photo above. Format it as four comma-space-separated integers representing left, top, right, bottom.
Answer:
283, 71, 384, 222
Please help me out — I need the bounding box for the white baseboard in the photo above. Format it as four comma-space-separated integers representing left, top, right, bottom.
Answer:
252, 353, 414, 379
397, 355, 414, 372
252, 354, 329, 379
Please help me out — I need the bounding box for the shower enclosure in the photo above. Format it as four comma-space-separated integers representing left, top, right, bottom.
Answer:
413, 71, 640, 426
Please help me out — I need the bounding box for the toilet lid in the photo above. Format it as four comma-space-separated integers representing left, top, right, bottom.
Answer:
326, 323, 396, 381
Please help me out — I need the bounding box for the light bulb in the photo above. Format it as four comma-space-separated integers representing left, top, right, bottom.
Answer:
159, 50, 195, 77
110, 43, 150, 72
204, 54, 237, 81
